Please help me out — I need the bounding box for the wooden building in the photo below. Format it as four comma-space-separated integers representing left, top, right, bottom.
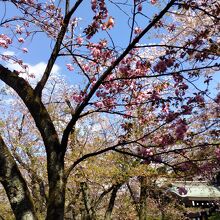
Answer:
170, 181, 220, 220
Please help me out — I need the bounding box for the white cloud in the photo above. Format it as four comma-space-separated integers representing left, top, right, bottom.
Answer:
24, 62, 60, 81
4, 61, 61, 86
2, 50, 15, 56
29, 62, 60, 75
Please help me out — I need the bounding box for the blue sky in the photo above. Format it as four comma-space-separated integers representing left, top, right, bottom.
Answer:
0, 0, 219, 98
0, 1, 159, 84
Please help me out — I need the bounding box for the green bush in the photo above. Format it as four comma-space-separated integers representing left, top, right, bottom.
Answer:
209, 212, 220, 220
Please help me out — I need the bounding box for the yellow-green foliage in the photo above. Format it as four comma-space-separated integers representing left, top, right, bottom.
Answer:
0, 187, 14, 219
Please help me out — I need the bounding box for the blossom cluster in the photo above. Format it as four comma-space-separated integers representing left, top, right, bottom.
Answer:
0, 34, 12, 48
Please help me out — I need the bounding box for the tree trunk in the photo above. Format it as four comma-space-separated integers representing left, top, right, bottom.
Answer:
0, 65, 67, 219
46, 151, 66, 220
104, 183, 122, 220
0, 136, 38, 220
80, 182, 92, 220
127, 183, 140, 215
139, 177, 148, 220
161, 211, 165, 220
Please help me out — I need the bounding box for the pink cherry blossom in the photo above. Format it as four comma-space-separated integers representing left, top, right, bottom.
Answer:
16, 25, 24, 34
91, 47, 101, 58
137, 4, 142, 12
162, 104, 170, 113
175, 119, 188, 140
72, 93, 84, 103
151, 0, 157, 5
91, 0, 97, 11
76, 37, 83, 45
18, 38, 25, 43
22, 48, 28, 53
178, 83, 188, 90
0, 34, 12, 48
166, 58, 174, 67
82, 64, 90, 72
153, 60, 167, 73
181, 105, 192, 114
134, 27, 142, 34
195, 94, 204, 104
66, 64, 74, 71
94, 101, 104, 108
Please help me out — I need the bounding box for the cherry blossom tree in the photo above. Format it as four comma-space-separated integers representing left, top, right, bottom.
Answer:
0, 0, 219, 219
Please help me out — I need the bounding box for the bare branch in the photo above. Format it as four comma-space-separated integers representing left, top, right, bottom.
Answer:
35, 0, 84, 96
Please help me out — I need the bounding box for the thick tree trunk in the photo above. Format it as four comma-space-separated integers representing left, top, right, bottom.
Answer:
0, 65, 67, 219
0, 136, 38, 220
46, 151, 66, 220
139, 177, 148, 220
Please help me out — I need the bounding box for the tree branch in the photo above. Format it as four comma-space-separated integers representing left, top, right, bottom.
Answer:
0, 65, 60, 154
105, 64, 220, 82
61, 0, 177, 152
35, 0, 84, 96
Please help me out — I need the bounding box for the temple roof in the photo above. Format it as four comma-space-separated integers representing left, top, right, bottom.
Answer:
170, 181, 220, 201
